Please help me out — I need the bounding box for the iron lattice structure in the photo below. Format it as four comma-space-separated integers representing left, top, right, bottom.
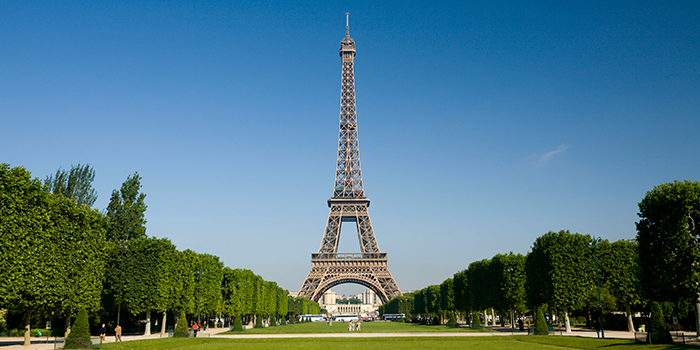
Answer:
297, 14, 401, 303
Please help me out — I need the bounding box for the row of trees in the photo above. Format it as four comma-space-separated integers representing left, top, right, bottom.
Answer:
381, 181, 700, 338
0, 163, 320, 346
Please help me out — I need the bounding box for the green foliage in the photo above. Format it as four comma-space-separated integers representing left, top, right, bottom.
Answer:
64, 309, 92, 349
46, 193, 106, 316
0, 164, 108, 345
223, 268, 256, 318
467, 259, 497, 311
649, 301, 673, 344
232, 315, 243, 331
453, 270, 470, 313
597, 239, 641, 322
491, 253, 527, 314
105, 172, 147, 242
637, 180, 700, 303
173, 312, 189, 338
0, 164, 52, 311
414, 290, 425, 316
440, 279, 454, 313
426, 285, 442, 316
119, 237, 174, 316
195, 253, 224, 316
525, 230, 594, 311
255, 315, 264, 328
448, 313, 457, 327
45, 163, 97, 207
471, 312, 481, 329
534, 308, 549, 335
381, 294, 414, 316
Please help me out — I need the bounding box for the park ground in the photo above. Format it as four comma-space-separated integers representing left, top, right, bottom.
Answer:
1, 322, 699, 349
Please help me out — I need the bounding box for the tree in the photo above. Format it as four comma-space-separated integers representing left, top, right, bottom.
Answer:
597, 239, 641, 332
413, 289, 426, 321
491, 253, 527, 326
453, 269, 471, 317
0, 164, 53, 346
426, 285, 442, 323
471, 311, 482, 329
649, 301, 673, 344
64, 309, 92, 349
467, 259, 497, 325
534, 307, 549, 335
194, 253, 224, 323
173, 311, 189, 338
525, 230, 595, 333
637, 181, 700, 335
45, 163, 97, 207
105, 173, 147, 242
440, 278, 454, 323
119, 237, 172, 335
45, 194, 106, 337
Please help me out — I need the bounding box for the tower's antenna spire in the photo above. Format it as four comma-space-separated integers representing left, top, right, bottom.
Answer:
345, 12, 350, 37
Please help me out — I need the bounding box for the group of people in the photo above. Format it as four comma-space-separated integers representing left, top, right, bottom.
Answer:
98, 323, 122, 342
347, 320, 361, 331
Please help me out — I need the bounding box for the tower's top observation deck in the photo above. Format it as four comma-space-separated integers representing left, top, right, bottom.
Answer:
340, 13, 356, 58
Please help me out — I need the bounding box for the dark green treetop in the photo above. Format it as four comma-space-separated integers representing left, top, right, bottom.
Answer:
637, 180, 700, 303
525, 230, 594, 310
45, 163, 97, 207
105, 173, 147, 242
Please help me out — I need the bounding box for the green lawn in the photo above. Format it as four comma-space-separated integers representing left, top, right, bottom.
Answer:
101, 336, 694, 350
219, 320, 493, 334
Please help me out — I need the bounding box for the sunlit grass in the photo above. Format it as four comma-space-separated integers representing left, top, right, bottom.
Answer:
219, 320, 492, 334
101, 335, 694, 350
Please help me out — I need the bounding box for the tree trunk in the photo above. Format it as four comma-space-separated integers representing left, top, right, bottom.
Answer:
500, 309, 505, 327
161, 310, 167, 335
24, 308, 32, 346
144, 310, 151, 336
491, 308, 496, 326
587, 310, 591, 327
626, 303, 634, 333
563, 306, 571, 333
695, 298, 700, 337
64, 310, 72, 337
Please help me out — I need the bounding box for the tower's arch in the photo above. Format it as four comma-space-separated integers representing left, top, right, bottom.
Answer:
311, 277, 389, 304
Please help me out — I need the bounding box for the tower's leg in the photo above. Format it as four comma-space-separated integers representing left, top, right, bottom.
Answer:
318, 208, 342, 255
356, 212, 379, 253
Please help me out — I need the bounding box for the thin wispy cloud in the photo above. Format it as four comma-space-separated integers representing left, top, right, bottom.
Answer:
537, 144, 569, 166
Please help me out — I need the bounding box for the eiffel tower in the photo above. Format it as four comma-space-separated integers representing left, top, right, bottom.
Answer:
297, 14, 401, 303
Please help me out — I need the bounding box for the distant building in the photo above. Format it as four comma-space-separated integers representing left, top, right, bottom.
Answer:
320, 288, 380, 317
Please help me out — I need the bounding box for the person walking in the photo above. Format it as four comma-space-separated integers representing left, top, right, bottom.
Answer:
356, 321, 362, 331
192, 321, 199, 337
114, 325, 122, 342
99, 324, 106, 342
594, 320, 601, 338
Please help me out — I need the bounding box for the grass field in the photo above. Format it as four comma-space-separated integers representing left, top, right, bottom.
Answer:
219, 320, 493, 334
101, 336, 695, 350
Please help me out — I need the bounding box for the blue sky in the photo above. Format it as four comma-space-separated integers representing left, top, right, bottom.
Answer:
2, 0, 698, 296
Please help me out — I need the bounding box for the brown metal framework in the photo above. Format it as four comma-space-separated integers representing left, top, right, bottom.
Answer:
298, 14, 401, 303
